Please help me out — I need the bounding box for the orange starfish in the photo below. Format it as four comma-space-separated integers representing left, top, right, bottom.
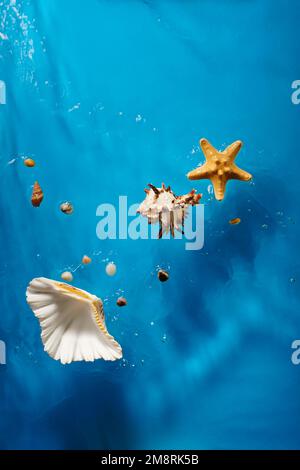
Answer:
187, 138, 252, 201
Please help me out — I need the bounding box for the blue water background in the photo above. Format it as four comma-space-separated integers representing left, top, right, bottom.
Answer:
0, 0, 300, 449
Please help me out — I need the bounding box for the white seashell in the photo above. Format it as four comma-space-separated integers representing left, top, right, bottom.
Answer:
26, 277, 122, 364
137, 184, 201, 238
105, 263, 117, 276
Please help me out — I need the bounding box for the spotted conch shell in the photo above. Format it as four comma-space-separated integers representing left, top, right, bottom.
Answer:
31, 181, 43, 207
26, 277, 122, 364
137, 183, 201, 238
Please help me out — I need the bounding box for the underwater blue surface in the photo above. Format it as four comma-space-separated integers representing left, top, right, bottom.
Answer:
1, 0, 300, 450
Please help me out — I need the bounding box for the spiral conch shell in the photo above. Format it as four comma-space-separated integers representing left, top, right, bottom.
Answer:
26, 277, 123, 364
31, 181, 44, 207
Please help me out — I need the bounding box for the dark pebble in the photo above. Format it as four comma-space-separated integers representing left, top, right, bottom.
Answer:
158, 269, 169, 282
117, 297, 127, 307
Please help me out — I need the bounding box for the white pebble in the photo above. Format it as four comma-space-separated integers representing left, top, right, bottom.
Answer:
105, 262, 117, 276
61, 271, 73, 282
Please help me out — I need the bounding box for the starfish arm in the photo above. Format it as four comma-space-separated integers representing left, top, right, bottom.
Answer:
225, 140, 243, 161
210, 175, 227, 201
230, 164, 252, 181
187, 162, 211, 180
200, 138, 217, 161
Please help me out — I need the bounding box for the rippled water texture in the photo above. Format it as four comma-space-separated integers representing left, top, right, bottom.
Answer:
0, 0, 300, 450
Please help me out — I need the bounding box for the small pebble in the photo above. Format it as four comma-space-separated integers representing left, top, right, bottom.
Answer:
229, 217, 241, 225
158, 269, 169, 282
24, 158, 35, 167
106, 262, 117, 276
60, 201, 73, 214
117, 297, 127, 307
61, 271, 73, 282
82, 255, 92, 265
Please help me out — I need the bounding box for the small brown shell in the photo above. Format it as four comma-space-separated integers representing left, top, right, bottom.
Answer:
229, 217, 241, 225
24, 158, 35, 168
82, 255, 92, 265
31, 181, 44, 207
